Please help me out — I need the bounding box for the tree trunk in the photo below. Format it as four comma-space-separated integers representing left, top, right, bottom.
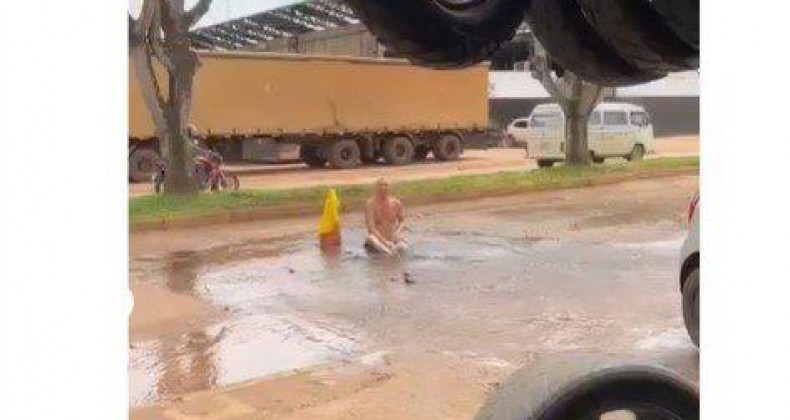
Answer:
561, 76, 603, 166
163, 62, 198, 195
565, 113, 591, 165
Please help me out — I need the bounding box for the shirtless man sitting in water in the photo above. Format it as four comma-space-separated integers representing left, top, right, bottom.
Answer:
365, 178, 408, 256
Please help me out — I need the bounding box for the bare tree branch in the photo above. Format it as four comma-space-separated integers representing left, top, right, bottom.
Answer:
130, 43, 168, 139
186, 0, 213, 27
144, 43, 170, 109
149, 6, 177, 74
139, 0, 157, 34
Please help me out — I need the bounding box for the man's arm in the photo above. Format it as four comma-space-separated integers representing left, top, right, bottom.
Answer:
394, 199, 406, 238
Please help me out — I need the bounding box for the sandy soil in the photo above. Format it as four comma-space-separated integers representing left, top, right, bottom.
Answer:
128, 136, 698, 198
130, 174, 699, 419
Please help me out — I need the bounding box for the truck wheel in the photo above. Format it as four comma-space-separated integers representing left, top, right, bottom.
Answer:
433, 134, 462, 161
300, 145, 327, 168
537, 159, 554, 168
475, 356, 699, 420
628, 144, 646, 161
414, 146, 431, 161
360, 138, 379, 164
344, 0, 526, 69
129, 146, 160, 183
327, 139, 361, 169
682, 268, 700, 348
382, 136, 415, 165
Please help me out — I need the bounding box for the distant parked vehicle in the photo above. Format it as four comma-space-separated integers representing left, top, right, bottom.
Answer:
507, 102, 656, 168
680, 192, 700, 347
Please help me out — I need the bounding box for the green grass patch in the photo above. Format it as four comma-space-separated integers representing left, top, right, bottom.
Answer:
130, 156, 698, 227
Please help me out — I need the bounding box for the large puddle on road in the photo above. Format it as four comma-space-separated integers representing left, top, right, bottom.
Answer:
130, 229, 686, 407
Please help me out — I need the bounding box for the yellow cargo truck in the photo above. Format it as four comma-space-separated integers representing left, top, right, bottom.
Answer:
129, 51, 489, 182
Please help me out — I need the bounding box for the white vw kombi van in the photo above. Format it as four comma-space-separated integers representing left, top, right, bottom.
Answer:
507, 102, 655, 168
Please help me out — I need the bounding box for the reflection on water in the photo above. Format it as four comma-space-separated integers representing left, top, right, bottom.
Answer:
129, 229, 687, 408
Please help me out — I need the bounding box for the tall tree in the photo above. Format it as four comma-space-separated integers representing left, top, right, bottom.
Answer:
529, 41, 608, 166
128, 0, 212, 194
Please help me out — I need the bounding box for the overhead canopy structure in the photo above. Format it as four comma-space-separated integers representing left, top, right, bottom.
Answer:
190, 0, 360, 50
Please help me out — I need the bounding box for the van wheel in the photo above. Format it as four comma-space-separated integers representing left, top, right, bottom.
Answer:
628, 144, 646, 161
382, 136, 415, 165
300, 145, 327, 168
327, 139, 361, 169
433, 134, 463, 161
344, 0, 527, 68
682, 268, 700, 348
129, 146, 160, 183
537, 159, 554, 168
590, 152, 605, 164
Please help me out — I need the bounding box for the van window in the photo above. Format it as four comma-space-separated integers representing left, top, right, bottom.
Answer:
603, 111, 628, 126
630, 111, 650, 127
513, 120, 529, 129
589, 112, 601, 126
531, 113, 561, 128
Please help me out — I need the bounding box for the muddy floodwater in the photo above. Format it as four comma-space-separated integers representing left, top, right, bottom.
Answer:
129, 226, 698, 408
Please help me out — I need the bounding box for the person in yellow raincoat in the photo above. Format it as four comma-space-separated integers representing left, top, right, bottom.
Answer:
317, 188, 342, 251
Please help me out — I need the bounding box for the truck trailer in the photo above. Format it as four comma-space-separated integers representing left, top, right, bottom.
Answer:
129, 51, 489, 182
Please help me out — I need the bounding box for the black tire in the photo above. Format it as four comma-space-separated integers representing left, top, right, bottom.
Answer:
344, 0, 527, 69
414, 146, 431, 161
682, 267, 700, 348
129, 146, 161, 183
525, 0, 665, 86
576, 0, 699, 72
221, 173, 240, 192
651, 0, 700, 49
327, 139, 361, 169
475, 357, 699, 420
537, 159, 554, 168
300, 145, 327, 168
153, 172, 165, 194
628, 144, 646, 161
360, 138, 379, 164
433, 133, 463, 161
591, 153, 605, 164
382, 136, 415, 165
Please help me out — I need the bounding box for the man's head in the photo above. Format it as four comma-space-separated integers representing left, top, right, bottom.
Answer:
375, 177, 389, 200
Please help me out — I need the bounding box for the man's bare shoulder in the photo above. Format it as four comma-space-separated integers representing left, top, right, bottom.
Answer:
390, 197, 403, 208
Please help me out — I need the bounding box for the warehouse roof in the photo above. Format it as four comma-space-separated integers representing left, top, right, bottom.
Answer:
191, 0, 359, 50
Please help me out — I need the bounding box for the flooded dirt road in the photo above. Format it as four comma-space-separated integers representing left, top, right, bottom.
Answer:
130, 175, 699, 419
